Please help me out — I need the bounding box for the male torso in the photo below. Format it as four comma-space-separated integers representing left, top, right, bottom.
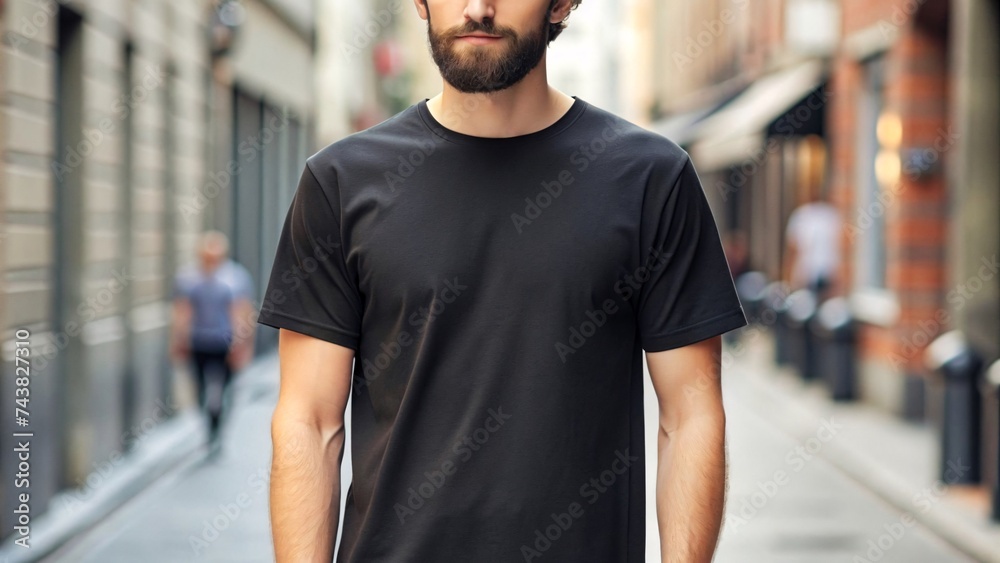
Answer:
259, 95, 747, 562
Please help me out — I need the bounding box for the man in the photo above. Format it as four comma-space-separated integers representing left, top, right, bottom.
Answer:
257, 1, 747, 561
171, 230, 255, 454
784, 187, 842, 301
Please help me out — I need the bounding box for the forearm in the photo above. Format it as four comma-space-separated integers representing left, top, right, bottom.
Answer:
169, 300, 191, 357
270, 413, 345, 562
656, 412, 727, 563
230, 299, 257, 350
782, 245, 795, 286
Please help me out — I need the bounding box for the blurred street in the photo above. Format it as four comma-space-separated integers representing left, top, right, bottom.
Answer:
34, 340, 977, 563
718, 394, 968, 562
1, 0, 999, 560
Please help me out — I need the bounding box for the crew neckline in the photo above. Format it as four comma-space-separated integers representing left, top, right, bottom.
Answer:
417, 95, 587, 146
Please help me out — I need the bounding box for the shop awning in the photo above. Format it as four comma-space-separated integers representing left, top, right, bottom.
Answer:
689, 60, 827, 171
649, 105, 718, 147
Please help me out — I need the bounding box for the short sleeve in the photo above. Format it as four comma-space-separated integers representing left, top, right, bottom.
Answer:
256, 160, 363, 350
636, 153, 748, 352
231, 263, 254, 301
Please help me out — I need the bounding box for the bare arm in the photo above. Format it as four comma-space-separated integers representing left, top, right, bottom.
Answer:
169, 298, 192, 362
270, 328, 354, 562
647, 335, 727, 563
783, 238, 798, 288
228, 297, 257, 370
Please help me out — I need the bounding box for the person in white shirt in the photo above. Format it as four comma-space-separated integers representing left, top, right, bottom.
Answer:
784, 190, 842, 300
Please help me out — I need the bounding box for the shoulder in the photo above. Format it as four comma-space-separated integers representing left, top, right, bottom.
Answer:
219, 260, 253, 292
305, 103, 425, 183
787, 205, 804, 225
175, 264, 199, 284
579, 101, 694, 188
173, 264, 201, 297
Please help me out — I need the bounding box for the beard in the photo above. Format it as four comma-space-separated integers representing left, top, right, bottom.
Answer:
427, 10, 550, 93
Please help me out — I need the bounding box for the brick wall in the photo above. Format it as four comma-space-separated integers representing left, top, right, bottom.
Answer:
831, 2, 952, 413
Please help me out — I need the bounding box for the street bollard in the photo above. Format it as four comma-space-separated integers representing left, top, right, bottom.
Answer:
988, 360, 1000, 521
785, 289, 818, 380
926, 331, 983, 485
810, 297, 857, 401
763, 281, 792, 366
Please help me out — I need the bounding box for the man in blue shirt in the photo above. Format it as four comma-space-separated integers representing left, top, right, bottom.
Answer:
171, 230, 255, 454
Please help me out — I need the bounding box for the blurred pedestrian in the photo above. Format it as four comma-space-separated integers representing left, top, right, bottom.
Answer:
170, 230, 255, 455
724, 230, 750, 281
784, 187, 842, 301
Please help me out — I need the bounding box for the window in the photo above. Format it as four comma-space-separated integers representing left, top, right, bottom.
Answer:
853, 55, 888, 290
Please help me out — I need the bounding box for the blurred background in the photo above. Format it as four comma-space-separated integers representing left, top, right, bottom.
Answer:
0, 0, 998, 561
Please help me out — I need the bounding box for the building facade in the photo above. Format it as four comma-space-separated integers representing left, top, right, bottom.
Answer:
650, 0, 999, 510
0, 0, 317, 543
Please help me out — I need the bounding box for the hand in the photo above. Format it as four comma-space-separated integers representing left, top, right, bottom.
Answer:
170, 339, 189, 363
228, 343, 254, 372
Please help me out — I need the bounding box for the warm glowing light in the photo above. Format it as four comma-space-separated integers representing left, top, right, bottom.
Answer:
875, 149, 901, 187
876, 112, 903, 149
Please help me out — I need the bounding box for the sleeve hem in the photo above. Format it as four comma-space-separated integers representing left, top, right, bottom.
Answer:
640, 307, 748, 353
257, 309, 360, 351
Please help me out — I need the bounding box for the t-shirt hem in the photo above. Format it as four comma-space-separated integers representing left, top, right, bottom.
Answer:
257, 310, 360, 351
640, 307, 748, 353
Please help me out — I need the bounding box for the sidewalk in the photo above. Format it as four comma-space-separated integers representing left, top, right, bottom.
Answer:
37, 352, 281, 562
0, 353, 281, 563
729, 329, 1000, 562
50, 344, 972, 562
7, 336, 994, 562
0, 367, 213, 563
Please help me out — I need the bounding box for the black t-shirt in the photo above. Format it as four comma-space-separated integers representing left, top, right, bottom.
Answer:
257, 95, 748, 563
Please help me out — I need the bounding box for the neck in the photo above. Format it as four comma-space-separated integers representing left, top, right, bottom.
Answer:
426, 60, 575, 139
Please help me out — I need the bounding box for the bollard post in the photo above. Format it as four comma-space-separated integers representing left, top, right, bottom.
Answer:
926, 331, 983, 485
764, 281, 792, 366
786, 289, 818, 380
987, 360, 1000, 521
812, 297, 857, 401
